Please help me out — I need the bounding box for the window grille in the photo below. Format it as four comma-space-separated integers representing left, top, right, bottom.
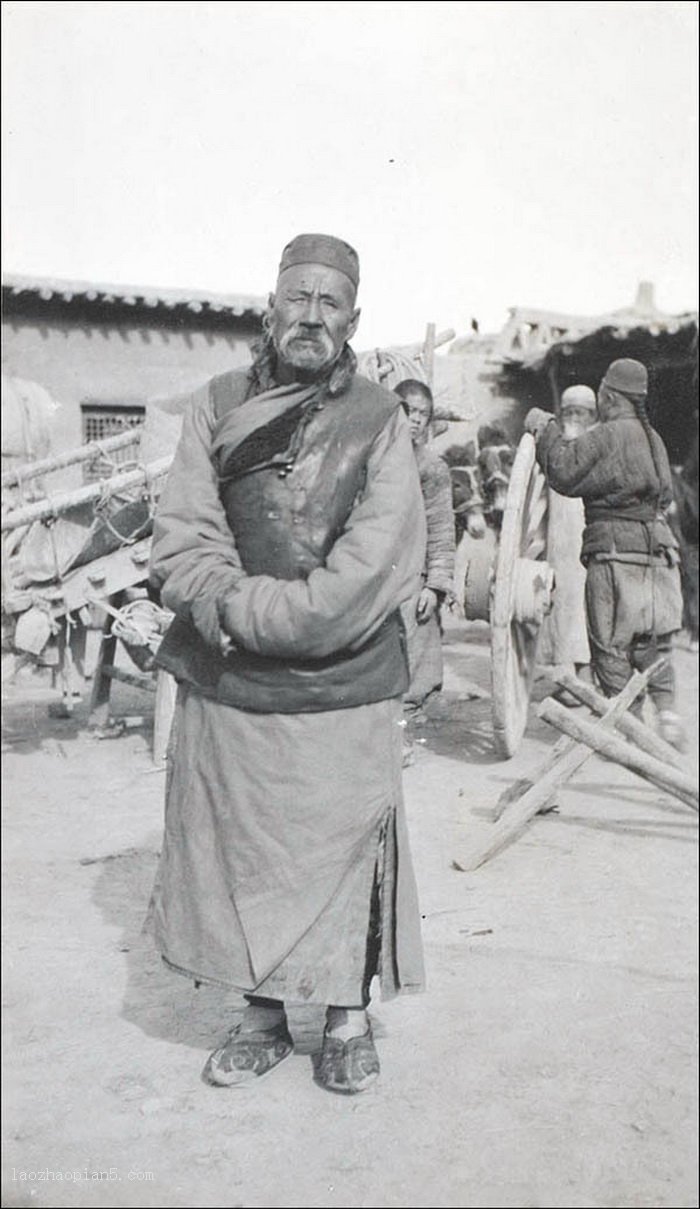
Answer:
80, 402, 145, 481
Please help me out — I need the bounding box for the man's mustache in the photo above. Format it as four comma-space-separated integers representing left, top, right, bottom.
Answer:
279, 328, 334, 355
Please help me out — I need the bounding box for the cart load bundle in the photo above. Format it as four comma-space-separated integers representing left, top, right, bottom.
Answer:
1, 402, 182, 659
357, 326, 462, 434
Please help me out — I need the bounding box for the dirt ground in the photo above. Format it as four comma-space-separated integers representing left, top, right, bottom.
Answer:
2, 619, 698, 1209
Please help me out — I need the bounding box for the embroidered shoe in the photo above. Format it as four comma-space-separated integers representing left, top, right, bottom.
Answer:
316, 1027, 380, 1095
202, 1020, 294, 1088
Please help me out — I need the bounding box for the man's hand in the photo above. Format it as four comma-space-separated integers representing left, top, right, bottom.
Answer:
524, 407, 553, 440
416, 587, 439, 623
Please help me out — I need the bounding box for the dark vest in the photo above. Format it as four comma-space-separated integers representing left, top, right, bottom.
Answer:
156, 369, 409, 713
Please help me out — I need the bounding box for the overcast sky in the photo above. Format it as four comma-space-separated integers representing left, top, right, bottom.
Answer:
2, 0, 698, 346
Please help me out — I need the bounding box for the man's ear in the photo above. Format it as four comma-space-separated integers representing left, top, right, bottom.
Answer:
263, 292, 275, 331
347, 307, 361, 342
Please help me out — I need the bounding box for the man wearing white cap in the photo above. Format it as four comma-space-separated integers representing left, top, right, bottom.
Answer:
526, 359, 685, 749
149, 234, 427, 1094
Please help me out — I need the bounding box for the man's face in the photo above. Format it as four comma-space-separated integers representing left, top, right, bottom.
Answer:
403, 393, 432, 445
561, 405, 595, 440
268, 264, 360, 378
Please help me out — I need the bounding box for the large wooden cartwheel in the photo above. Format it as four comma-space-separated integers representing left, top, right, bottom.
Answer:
461, 433, 555, 758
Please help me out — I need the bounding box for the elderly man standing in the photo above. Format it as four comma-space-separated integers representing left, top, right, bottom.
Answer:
148, 234, 427, 1095
526, 358, 685, 749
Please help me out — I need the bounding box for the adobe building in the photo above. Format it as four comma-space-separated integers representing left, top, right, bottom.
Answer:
2, 273, 265, 466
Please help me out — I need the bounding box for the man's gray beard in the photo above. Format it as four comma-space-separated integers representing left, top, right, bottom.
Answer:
276, 330, 335, 376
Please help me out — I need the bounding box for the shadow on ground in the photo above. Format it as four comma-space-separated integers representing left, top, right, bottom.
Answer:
1, 679, 153, 756
90, 842, 328, 1059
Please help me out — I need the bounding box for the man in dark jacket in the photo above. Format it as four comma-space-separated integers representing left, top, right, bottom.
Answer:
525, 358, 685, 750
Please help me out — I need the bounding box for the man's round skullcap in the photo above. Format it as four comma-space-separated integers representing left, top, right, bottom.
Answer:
602, 358, 648, 396
278, 234, 360, 290
561, 384, 597, 412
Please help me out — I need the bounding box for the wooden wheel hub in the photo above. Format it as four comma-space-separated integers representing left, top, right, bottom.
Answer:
511, 559, 555, 626
452, 434, 553, 758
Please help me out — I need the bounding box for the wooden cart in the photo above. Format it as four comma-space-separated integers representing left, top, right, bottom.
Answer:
2, 433, 175, 760
460, 433, 554, 758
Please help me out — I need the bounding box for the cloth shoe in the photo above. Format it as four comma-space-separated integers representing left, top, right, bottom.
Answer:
316, 1026, 380, 1095
202, 1019, 294, 1087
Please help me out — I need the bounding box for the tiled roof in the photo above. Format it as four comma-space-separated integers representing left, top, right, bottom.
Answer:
2, 273, 266, 321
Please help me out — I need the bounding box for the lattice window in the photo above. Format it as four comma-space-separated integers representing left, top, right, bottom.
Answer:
81, 402, 145, 481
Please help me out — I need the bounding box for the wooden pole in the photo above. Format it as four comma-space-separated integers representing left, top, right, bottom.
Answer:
492, 658, 672, 821
1, 428, 143, 489
89, 590, 125, 731
492, 733, 573, 820
1, 457, 172, 533
538, 698, 699, 811
433, 328, 455, 351
401, 328, 455, 357
454, 665, 657, 872
423, 323, 437, 387
553, 668, 681, 767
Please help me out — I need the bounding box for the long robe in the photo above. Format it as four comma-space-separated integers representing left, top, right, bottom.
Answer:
148, 376, 427, 1005
539, 488, 590, 667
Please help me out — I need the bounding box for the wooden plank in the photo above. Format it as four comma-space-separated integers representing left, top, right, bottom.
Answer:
59, 539, 153, 615
88, 592, 124, 730
552, 668, 681, 767
102, 665, 156, 693
3, 538, 153, 619
539, 698, 698, 811
493, 733, 574, 820
423, 323, 437, 387
492, 659, 675, 821
454, 666, 656, 872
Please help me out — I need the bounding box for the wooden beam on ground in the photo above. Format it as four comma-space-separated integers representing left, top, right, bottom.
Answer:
492, 659, 676, 823
492, 733, 573, 821
538, 698, 699, 812
454, 665, 657, 873
552, 668, 681, 767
